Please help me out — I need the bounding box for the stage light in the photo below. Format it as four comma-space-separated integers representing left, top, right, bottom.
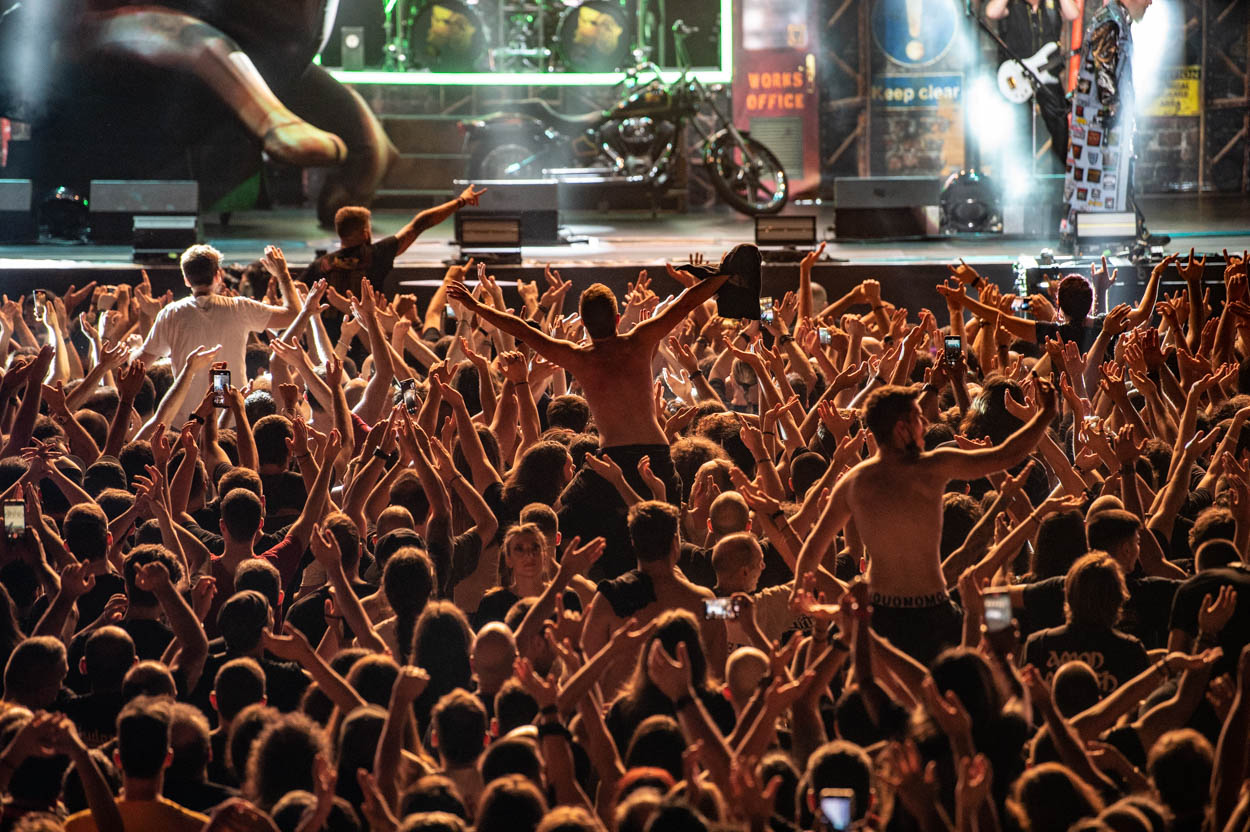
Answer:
940, 170, 1001, 235
38, 187, 89, 242
1132, 0, 1178, 107
966, 76, 1016, 154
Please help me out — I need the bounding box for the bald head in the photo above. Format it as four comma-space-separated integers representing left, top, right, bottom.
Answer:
726, 647, 769, 711
711, 532, 764, 591
708, 492, 750, 538
472, 622, 519, 695
376, 506, 415, 539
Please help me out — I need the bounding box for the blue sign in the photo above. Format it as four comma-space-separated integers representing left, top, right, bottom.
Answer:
871, 73, 963, 107
871, 0, 959, 68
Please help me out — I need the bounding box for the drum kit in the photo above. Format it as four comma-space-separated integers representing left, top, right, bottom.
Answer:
382, 0, 663, 72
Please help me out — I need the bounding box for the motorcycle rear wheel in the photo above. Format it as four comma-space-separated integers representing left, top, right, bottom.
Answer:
468, 138, 545, 180
704, 130, 788, 216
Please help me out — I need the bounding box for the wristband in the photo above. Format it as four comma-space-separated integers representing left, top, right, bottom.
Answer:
872, 304, 886, 311
536, 721, 572, 741
769, 509, 785, 523
672, 693, 695, 712
690, 368, 705, 379
882, 335, 895, 345
777, 334, 794, 345
372, 448, 392, 463
830, 637, 851, 653
922, 383, 941, 395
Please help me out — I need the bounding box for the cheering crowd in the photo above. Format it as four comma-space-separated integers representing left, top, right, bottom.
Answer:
0, 191, 1248, 832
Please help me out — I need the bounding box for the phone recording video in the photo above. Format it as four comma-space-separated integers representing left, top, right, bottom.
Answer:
210, 366, 231, 408
703, 597, 740, 621
400, 378, 419, 414
944, 335, 962, 367
983, 589, 1013, 633
819, 328, 832, 346
819, 788, 855, 830
3, 501, 24, 540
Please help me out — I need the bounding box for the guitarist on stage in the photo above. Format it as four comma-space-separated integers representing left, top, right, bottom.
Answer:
985, 0, 1078, 163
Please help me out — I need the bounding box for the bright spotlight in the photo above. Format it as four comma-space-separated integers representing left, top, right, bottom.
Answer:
1132, 0, 1179, 108
968, 76, 1016, 154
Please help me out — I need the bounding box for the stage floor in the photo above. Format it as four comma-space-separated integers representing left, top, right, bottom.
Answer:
4, 194, 1250, 277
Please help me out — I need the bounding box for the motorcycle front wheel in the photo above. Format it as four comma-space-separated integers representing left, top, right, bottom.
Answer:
703, 130, 788, 216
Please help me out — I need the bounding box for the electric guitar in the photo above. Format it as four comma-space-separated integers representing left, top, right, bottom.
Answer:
997, 41, 1065, 103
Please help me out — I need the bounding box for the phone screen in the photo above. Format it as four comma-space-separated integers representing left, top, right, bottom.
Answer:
820, 790, 854, 830
819, 328, 832, 346
401, 379, 419, 413
983, 590, 1012, 633
211, 369, 231, 408
761, 308, 775, 325
944, 336, 962, 365
3, 501, 24, 538
703, 597, 739, 620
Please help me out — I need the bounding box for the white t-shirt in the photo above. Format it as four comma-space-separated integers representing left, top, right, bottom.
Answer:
141, 293, 280, 396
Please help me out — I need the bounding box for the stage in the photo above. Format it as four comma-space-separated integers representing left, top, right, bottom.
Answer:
2, 194, 1249, 315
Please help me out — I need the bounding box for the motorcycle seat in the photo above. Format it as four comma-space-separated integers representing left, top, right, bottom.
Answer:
511, 98, 604, 128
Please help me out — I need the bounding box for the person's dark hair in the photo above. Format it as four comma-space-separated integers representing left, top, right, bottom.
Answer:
343, 655, 400, 711
1064, 552, 1128, 629
1189, 506, 1236, 554
0, 711, 69, 807
167, 702, 212, 782
546, 395, 591, 433
1195, 538, 1239, 571
334, 206, 371, 241
805, 741, 872, 823
121, 660, 176, 701
1052, 661, 1102, 718
75, 410, 110, 451
271, 791, 362, 832
181, 244, 223, 286
116, 696, 172, 779
120, 544, 183, 608
95, 487, 135, 522
245, 347, 272, 385
235, 558, 282, 614
493, 678, 539, 736
118, 439, 155, 486
1086, 510, 1141, 555
62, 502, 109, 563
218, 466, 263, 500
214, 657, 267, 722
82, 458, 126, 497
578, 284, 619, 340
218, 590, 272, 654
929, 647, 1004, 741
627, 501, 679, 563
389, 470, 432, 526
961, 376, 1027, 445
502, 442, 570, 516
221, 487, 264, 543
228, 703, 279, 784
79, 387, 121, 423
246, 711, 328, 810
536, 806, 601, 832
324, 512, 364, 574
475, 774, 547, 832
669, 436, 730, 503
335, 706, 387, 808
1147, 729, 1213, 823
1030, 510, 1088, 579
245, 390, 278, 426
480, 735, 543, 788
145, 363, 174, 405
1007, 762, 1104, 832
789, 452, 828, 499
252, 415, 294, 468
518, 503, 558, 539
400, 774, 468, 820
758, 752, 800, 824
384, 547, 435, 665
397, 814, 468, 832
413, 602, 474, 735
623, 715, 685, 783
940, 493, 982, 559
862, 385, 919, 444
0, 584, 24, 676
1056, 273, 1095, 322
612, 610, 716, 737
432, 689, 487, 767
84, 626, 136, 691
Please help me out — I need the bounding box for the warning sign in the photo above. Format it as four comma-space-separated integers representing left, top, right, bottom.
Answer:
1143, 66, 1200, 117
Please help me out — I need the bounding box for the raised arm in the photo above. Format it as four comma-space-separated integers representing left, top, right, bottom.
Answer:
631, 273, 730, 347
928, 378, 1057, 482
394, 184, 485, 254
447, 281, 584, 369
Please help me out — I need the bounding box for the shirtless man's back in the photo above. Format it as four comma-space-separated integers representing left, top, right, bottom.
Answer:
794, 381, 1057, 664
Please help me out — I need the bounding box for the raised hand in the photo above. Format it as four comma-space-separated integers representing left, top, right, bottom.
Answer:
457, 184, 487, 206
1199, 585, 1238, 639
947, 258, 984, 287
260, 245, 288, 277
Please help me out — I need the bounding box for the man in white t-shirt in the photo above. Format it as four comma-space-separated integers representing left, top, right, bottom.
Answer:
139, 245, 300, 394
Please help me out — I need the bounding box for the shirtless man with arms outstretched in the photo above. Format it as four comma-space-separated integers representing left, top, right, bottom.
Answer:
447, 269, 731, 575
793, 378, 1058, 664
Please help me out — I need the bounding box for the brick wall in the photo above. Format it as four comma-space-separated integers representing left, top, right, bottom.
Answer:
1135, 115, 1201, 192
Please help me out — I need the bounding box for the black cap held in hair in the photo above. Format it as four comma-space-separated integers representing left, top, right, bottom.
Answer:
681, 243, 762, 319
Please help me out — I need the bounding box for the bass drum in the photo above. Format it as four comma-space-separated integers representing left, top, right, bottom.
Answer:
408, 0, 490, 71
554, 1, 631, 72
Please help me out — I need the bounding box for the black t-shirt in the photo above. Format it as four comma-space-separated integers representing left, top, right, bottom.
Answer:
473, 587, 521, 630
1023, 622, 1150, 693
678, 545, 716, 591
195, 649, 310, 716
302, 235, 402, 296
60, 689, 125, 748
1034, 317, 1107, 354
1168, 564, 1250, 676
162, 778, 238, 815
259, 471, 307, 533
998, 0, 1065, 62
284, 578, 377, 649
1019, 571, 1179, 649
